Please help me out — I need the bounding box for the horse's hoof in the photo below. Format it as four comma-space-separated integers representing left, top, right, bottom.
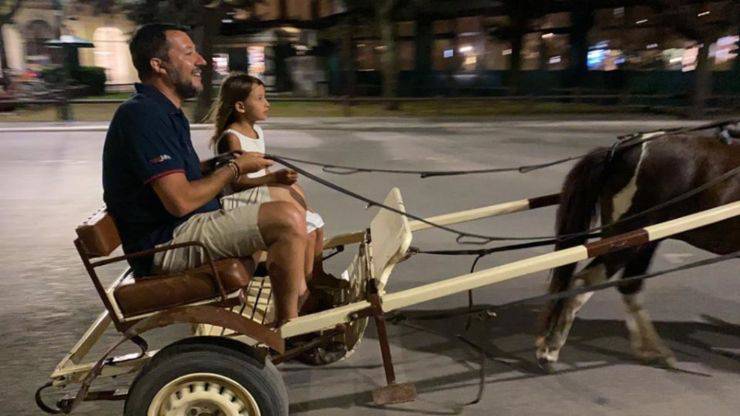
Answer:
537, 357, 557, 374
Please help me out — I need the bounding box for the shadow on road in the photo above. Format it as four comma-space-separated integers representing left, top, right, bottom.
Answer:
290, 299, 740, 414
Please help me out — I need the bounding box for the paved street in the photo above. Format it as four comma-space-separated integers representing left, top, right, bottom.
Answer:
0, 118, 737, 415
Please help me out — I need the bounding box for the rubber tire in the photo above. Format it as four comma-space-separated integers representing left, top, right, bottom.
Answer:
124, 340, 288, 416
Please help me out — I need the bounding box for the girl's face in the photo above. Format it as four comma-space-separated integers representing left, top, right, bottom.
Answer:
237, 84, 269, 122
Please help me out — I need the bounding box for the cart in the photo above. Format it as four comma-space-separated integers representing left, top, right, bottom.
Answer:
37, 187, 740, 415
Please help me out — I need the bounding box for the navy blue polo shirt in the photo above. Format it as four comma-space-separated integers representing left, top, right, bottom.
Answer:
103, 83, 220, 276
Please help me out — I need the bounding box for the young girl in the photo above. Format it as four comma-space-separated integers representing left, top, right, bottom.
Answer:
210, 73, 330, 287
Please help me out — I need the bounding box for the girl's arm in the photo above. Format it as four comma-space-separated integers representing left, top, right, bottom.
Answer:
220, 133, 279, 191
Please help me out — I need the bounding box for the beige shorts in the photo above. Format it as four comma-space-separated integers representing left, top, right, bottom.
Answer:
153, 204, 267, 274
220, 186, 271, 209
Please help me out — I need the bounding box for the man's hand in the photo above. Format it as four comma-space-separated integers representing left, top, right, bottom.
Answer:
273, 169, 298, 185
233, 152, 272, 175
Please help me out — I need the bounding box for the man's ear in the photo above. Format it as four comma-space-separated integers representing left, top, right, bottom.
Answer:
150, 58, 167, 75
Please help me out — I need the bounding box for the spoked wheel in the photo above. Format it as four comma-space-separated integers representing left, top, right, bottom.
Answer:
125, 339, 288, 416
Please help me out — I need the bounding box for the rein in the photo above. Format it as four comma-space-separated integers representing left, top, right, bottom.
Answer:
268, 154, 739, 247
264, 118, 739, 246
272, 119, 739, 178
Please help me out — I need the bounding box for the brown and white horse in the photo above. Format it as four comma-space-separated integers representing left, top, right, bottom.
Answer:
536, 131, 739, 371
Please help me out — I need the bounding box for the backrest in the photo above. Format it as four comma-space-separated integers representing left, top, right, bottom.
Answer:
76, 209, 121, 258
369, 188, 412, 293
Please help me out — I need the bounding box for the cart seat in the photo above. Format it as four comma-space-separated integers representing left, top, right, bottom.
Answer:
76, 209, 254, 329
114, 258, 254, 317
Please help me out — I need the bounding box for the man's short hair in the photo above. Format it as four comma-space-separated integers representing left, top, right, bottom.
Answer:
129, 23, 190, 81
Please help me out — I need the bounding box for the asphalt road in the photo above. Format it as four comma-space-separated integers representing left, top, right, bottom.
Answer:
0, 118, 737, 415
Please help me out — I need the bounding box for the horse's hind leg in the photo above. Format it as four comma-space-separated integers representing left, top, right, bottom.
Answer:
536, 258, 617, 370
619, 245, 677, 367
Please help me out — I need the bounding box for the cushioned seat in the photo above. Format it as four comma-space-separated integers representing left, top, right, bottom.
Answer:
114, 258, 254, 317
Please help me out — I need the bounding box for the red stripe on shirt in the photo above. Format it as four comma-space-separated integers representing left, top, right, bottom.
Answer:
144, 169, 185, 184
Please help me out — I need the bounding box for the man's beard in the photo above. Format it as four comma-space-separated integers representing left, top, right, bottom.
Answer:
168, 69, 201, 99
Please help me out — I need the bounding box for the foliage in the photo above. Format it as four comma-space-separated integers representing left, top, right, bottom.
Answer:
41, 66, 107, 96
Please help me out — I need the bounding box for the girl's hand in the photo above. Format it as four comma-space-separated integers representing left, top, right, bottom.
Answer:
274, 169, 298, 185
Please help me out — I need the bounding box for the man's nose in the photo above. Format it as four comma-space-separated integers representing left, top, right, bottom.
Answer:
195, 53, 207, 66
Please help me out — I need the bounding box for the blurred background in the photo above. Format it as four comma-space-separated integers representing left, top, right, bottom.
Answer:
0, 0, 738, 121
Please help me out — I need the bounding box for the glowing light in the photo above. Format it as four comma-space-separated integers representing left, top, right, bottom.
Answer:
281, 26, 300, 34
697, 11, 710, 17
587, 49, 604, 69
443, 49, 454, 58
647, 43, 658, 49
541, 32, 555, 39
549, 56, 561, 64
458, 45, 473, 53
636, 19, 648, 25
502, 49, 512, 55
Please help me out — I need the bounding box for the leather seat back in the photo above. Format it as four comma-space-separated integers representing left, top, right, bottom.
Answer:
76, 209, 121, 257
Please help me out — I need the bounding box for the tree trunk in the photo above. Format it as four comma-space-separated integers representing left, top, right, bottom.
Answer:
568, 6, 593, 88
508, 31, 523, 94
0, 23, 8, 86
692, 42, 712, 118
376, 0, 398, 110
538, 36, 547, 70
340, 13, 356, 98
414, 16, 432, 96
506, 3, 527, 95
193, 7, 219, 123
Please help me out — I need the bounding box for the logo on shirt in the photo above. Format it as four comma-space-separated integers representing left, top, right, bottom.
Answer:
149, 154, 172, 164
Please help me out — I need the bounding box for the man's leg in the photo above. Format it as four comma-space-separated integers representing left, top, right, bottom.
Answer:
257, 201, 308, 323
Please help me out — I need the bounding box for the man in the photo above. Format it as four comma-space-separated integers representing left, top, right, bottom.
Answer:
103, 23, 307, 324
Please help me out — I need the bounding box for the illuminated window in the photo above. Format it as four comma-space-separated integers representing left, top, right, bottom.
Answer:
92, 27, 133, 84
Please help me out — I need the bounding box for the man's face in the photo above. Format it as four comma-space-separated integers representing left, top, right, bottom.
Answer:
161, 30, 206, 99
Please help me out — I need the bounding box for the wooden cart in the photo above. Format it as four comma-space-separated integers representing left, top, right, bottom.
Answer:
37, 188, 740, 415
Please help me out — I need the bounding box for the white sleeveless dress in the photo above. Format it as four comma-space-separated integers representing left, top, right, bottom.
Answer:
214, 126, 324, 233
216, 126, 272, 208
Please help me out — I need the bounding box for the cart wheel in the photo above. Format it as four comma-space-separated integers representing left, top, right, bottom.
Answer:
124, 340, 288, 416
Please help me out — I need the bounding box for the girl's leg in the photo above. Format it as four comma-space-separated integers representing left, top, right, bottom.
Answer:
305, 229, 316, 280
268, 185, 315, 278
312, 227, 325, 278
285, 184, 328, 278
268, 184, 330, 281
269, 185, 306, 212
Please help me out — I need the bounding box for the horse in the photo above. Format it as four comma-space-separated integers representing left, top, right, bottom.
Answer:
536, 130, 739, 371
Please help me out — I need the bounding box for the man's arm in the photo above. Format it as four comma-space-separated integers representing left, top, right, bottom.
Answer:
152, 153, 272, 217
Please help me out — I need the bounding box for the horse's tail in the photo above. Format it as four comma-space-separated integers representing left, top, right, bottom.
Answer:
541, 149, 608, 334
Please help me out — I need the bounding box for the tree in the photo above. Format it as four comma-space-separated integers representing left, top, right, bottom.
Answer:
649, 0, 736, 117
121, 0, 262, 122
343, 0, 400, 109
488, 1, 550, 94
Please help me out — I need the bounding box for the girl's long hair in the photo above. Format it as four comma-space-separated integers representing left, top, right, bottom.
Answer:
208, 73, 265, 151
